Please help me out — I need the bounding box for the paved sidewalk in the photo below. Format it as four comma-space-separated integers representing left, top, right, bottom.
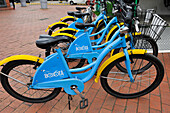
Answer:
0, 4, 170, 113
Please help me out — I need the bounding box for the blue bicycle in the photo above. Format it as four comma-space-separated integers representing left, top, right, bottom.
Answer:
44, 1, 158, 69
0, 22, 164, 110
0, 0, 164, 110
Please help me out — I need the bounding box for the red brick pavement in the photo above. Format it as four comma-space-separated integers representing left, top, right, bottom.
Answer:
0, 4, 170, 113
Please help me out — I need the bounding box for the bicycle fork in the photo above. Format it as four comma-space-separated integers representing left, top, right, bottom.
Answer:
123, 48, 134, 82
120, 27, 134, 82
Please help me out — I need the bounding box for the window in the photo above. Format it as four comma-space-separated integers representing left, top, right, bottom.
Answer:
0, 0, 7, 7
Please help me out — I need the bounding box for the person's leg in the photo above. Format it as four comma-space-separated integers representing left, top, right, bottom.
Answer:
12, 1, 15, 9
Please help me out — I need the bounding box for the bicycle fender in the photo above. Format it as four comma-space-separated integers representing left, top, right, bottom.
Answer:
96, 19, 104, 28
125, 32, 142, 38
109, 32, 142, 57
45, 22, 69, 32
96, 16, 112, 28
51, 33, 77, 40
95, 49, 147, 83
105, 22, 124, 42
0, 55, 44, 66
52, 28, 78, 35
59, 16, 77, 22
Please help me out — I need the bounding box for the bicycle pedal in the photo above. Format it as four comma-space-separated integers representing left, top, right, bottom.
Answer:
80, 98, 88, 109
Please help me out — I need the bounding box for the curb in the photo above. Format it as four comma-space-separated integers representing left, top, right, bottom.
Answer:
15, 3, 86, 5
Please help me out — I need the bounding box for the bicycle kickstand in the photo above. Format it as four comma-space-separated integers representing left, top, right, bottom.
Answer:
68, 94, 73, 110
71, 86, 88, 109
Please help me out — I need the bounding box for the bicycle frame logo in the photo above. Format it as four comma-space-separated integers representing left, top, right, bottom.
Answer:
44, 70, 64, 79
76, 45, 89, 51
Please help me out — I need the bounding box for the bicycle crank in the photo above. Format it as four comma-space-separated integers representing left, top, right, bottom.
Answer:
71, 85, 88, 109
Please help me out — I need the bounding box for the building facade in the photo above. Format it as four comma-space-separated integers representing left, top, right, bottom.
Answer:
139, 0, 170, 15
0, 0, 10, 8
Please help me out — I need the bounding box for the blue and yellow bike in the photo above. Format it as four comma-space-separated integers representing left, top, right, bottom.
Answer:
0, 22, 164, 109
0, 0, 164, 110
43, 0, 158, 69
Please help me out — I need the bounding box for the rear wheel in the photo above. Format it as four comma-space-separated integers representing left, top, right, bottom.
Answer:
100, 53, 164, 99
1, 60, 61, 103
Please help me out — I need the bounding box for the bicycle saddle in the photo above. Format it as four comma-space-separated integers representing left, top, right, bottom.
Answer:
67, 11, 80, 16
74, 12, 90, 18
75, 22, 95, 29
76, 7, 86, 11
36, 35, 69, 49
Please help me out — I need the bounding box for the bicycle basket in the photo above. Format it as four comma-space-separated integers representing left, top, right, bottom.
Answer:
138, 9, 168, 41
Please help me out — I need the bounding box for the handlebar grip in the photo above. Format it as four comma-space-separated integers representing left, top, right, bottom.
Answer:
135, 20, 140, 32
135, 23, 139, 32
125, 10, 133, 24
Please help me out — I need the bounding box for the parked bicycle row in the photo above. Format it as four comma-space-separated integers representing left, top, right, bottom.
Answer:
0, 0, 167, 110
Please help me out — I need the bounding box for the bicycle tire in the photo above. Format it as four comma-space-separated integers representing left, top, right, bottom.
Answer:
100, 53, 164, 99
1, 60, 61, 103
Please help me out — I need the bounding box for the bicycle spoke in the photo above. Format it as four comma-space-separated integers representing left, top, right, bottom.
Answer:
7, 63, 56, 99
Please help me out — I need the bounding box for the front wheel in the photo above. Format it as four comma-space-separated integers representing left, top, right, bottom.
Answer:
1, 60, 61, 103
100, 53, 164, 99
